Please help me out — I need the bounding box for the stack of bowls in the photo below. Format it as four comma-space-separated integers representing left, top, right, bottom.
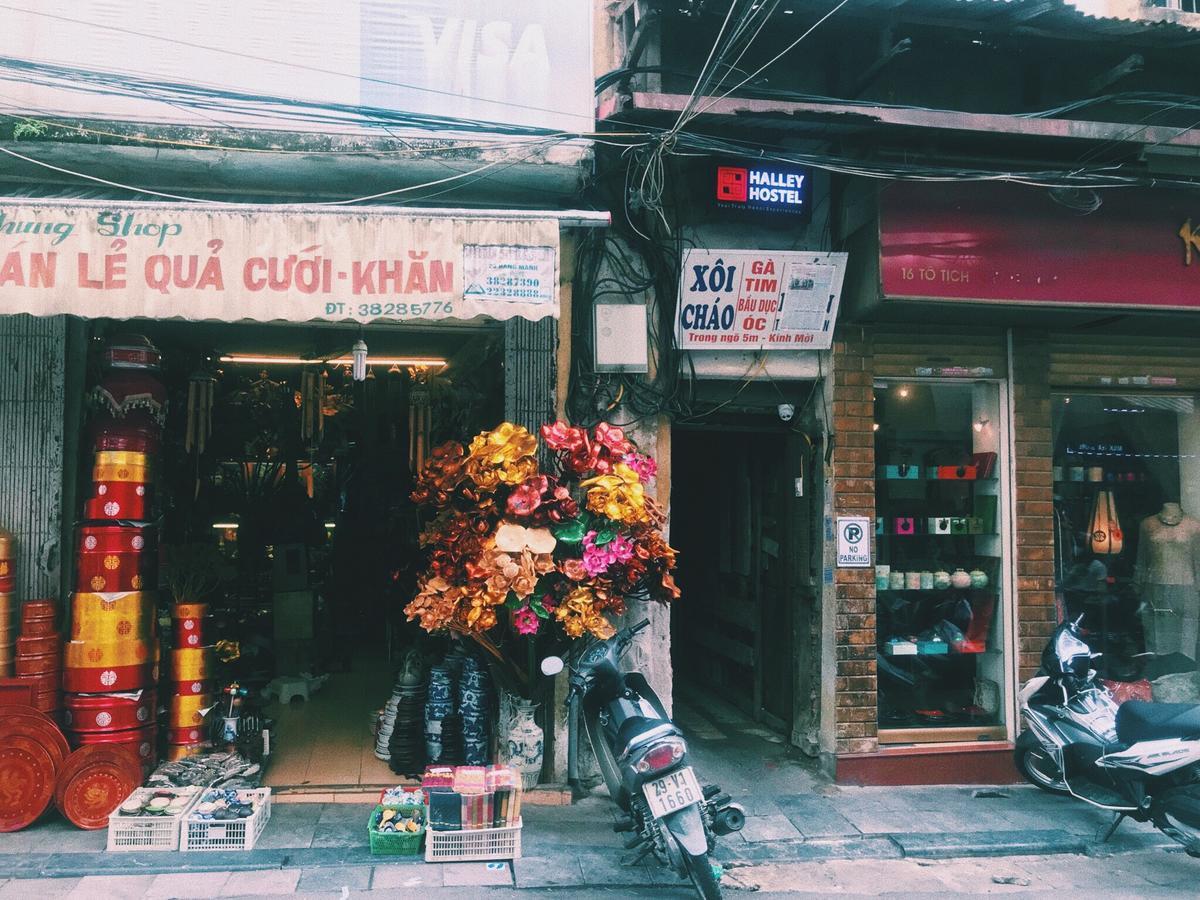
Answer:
382, 653, 426, 775
16, 600, 62, 713
0, 529, 13, 677
459, 656, 492, 765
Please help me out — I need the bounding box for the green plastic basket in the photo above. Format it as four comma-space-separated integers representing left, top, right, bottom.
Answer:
368, 804, 425, 856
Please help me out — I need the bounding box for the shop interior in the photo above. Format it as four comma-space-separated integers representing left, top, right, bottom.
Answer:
873, 381, 1008, 743
1052, 392, 1200, 697
79, 318, 504, 790
669, 417, 817, 741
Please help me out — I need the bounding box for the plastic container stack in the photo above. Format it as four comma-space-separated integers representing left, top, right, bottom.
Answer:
62, 334, 167, 773
15, 599, 62, 713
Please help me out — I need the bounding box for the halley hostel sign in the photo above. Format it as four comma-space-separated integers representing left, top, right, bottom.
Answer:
880, 182, 1200, 310
0, 200, 558, 325
715, 162, 813, 219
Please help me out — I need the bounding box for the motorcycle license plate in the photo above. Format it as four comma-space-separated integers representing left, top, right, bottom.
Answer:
641, 766, 702, 818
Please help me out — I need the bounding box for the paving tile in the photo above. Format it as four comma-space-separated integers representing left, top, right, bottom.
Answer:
217, 869, 301, 896
573, 851, 659, 886
296, 865, 373, 892
775, 794, 859, 838
369, 863, 443, 889
0, 878, 80, 899
739, 814, 803, 843
512, 855, 585, 888
145, 872, 232, 899
440, 862, 513, 887
66, 874, 157, 900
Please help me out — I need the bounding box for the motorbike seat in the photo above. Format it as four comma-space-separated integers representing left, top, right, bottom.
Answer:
1116, 700, 1200, 744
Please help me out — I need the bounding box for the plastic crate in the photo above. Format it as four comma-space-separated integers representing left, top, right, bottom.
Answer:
425, 820, 522, 862
368, 804, 425, 856
106, 787, 202, 852
181, 788, 272, 852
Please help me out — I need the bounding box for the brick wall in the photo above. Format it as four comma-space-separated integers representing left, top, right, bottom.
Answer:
831, 329, 878, 755
1011, 331, 1057, 682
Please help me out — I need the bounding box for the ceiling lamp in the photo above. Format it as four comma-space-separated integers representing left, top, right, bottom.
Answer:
219, 354, 446, 367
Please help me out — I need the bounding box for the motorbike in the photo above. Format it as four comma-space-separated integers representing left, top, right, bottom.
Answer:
1016, 614, 1200, 854
541, 618, 745, 899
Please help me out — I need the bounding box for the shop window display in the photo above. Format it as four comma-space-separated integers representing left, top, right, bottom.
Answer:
1052, 394, 1200, 699
873, 382, 1007, 738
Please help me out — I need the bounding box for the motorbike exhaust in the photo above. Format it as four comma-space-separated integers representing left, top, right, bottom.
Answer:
712, 803, 746, 836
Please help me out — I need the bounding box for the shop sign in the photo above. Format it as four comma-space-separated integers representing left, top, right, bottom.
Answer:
715, 162, 813, 219
0, 199, 558, 324
836, 516, 871, 568
880, 182, 1200, 310
1, 0, 593, 134
675, 249, 847, 350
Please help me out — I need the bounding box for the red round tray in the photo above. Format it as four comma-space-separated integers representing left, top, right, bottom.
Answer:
54, 744, 140, 816
75, 550, 156, 594
63, 691, 156, 733
20, 619, 57, 638
165, 725, 206, 744
0, 705, 70, 768
14, 652, 59, 676
16, 634, 59, 656
173, 620, 208, 647
82, 484, 153, 523
69, 723, 156, 762
55, 747, 141, 830
0, 740, 55, 832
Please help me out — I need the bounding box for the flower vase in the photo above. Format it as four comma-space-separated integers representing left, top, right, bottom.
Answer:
504, 701, 544, 789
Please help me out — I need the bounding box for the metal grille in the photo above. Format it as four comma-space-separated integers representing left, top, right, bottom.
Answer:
503, 317, 557, 457
0, 314, 66, 599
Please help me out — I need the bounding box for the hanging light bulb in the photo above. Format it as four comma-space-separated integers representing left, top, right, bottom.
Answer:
351, 339, 368, 382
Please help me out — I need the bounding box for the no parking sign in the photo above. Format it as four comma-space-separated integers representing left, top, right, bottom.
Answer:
836, 516, 871, 568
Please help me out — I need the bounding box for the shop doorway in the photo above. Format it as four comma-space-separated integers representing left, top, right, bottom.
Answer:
76, 318, 503, 792
670, 424, 815, 738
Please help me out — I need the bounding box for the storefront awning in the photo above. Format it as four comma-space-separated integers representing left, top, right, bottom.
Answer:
0, 198, 608, 324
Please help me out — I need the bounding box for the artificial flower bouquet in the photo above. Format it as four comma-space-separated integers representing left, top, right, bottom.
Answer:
404, 421, 678, 659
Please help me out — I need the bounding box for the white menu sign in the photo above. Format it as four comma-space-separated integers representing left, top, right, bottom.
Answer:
676, 249, 846, 351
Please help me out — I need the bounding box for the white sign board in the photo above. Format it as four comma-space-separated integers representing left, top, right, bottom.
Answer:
836, 517, 871, 568
676, 249, 846, 351
0, 199, 558, 324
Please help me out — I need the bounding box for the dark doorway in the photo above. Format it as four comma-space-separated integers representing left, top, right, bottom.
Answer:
670, 425, 814, 737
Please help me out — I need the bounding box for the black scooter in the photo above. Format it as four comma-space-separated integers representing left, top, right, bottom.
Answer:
542, 619, 744, 900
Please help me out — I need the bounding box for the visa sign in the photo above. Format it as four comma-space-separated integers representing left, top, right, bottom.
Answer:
715, 163, 812, 218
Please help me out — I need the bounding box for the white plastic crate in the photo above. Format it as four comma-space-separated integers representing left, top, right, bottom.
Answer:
181, 788, 272, 852
106, 787, 202, 852
425, 821, 522, 862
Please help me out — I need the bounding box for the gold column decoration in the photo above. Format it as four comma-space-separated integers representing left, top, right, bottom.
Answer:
408, 366, 433, 472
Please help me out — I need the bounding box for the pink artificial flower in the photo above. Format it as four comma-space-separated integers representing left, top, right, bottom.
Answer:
506, 476, 548, 518
608, 534, 634, 564
582, 530, 615, 577
512, 604, 540, 635
593, 422, 633, 455
623, 452, 657, 481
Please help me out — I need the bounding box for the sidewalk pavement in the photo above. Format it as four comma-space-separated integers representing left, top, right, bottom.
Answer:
0, 692, 1174, 891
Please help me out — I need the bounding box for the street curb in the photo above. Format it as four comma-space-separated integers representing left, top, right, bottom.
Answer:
0, 828, 1166, 880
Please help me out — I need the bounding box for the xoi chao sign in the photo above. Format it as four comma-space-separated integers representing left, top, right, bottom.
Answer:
715, 161, 812, 220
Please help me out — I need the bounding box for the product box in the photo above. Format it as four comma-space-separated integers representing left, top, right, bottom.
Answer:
878, 465, 921, 480
884, 638, 917, 656
931, 517, 952, 535
917, 639, 949, 655
926, 465, 977, 481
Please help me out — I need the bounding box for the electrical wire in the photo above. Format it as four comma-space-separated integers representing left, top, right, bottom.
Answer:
0, 136, 573, 206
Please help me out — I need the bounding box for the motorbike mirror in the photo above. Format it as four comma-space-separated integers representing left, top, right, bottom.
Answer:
540, 656, 565, 677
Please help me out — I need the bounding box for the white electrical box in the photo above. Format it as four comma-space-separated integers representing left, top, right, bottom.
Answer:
594, 302, 649, 373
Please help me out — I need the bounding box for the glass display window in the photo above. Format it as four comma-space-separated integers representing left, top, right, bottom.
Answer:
1052, 393, 1200, 692
873, 381, 1009, 741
